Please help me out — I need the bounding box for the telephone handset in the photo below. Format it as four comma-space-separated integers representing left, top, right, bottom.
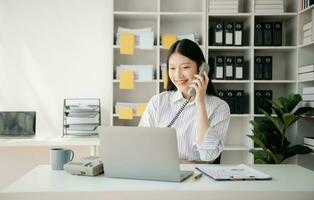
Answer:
167, 62, 210, 127
187, 62, 210, 97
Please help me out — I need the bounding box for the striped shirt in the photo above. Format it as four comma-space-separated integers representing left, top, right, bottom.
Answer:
139, 90, 230, 162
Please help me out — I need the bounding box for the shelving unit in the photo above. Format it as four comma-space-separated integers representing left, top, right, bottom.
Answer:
112, 0, 312, 165
296, 3, 314, 170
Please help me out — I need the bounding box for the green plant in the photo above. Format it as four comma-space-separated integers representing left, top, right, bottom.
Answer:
248, 92, 314, 164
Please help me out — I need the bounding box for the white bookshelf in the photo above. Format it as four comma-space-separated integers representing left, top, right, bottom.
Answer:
296, 3, 314, 170
112, 0, 312, 165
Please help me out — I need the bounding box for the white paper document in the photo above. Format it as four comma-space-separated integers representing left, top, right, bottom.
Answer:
196, 164, 272, 181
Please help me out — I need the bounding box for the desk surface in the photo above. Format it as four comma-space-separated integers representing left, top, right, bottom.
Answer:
1, 164, 314, 200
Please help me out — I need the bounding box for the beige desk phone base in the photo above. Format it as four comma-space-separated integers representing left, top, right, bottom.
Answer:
64, 156, 104, 176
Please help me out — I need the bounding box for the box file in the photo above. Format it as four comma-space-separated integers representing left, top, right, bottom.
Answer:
234, 22, 243, 46
225, 22, 234, 45
263, 90, 273, 114
225, 56, 234, 79
234, 90, 244, 114
208, 56, 215, 79
225, 91, 235, 114
273, 22, 282, 46
263, 56, 272, 80
235, 56, 244, 80
215, 22, 224, 46
263, 23, 273, 46
254, 90, 264, 114
254, 56, 263, 80
255, 23, 263, 46
215, 56, 225, 79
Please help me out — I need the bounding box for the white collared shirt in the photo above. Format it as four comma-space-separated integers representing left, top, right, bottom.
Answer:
139, 90, 230, 161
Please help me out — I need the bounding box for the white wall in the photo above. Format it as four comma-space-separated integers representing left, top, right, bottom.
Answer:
0, 0, 113, 189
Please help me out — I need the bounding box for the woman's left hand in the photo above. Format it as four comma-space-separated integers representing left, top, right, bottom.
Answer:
189, 71, 209, 106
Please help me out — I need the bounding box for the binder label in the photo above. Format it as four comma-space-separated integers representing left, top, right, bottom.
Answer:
236, 67, 243, 79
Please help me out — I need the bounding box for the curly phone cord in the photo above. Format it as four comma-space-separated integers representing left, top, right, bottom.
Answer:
167, 96, 191, 128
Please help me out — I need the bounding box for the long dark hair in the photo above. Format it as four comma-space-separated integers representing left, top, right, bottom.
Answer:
166, 39, 217, 96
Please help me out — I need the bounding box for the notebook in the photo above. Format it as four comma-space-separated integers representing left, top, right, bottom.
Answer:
196, 164, 272, 181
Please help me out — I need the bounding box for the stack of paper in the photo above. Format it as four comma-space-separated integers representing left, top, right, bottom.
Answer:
255, 0, 283, 13
208, 0, 239, 14
161, 33, 200, 49
304, 137, 314, 150
302, 86, 314, 109
64, 99, 100, 136
115, 102, 147, 119
298, 64, 314, 81
303, 22, 313, 44
116, 27, 154, 49
116, 65, 154, 81
160, 63, 167, 80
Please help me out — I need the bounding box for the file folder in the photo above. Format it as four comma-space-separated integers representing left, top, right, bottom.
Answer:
214, 22, 224, 46
215, 56, 224, 79
234, 90, 244, 114
254, 90, 264, 114
254, 56, 263, 80
273, 22, 282, 46
263, 23, 273, 46
263, 56, 272, 80
263, 90, 272, 114
225, 22, 234, 45
234, 22, 243, 46
225, 56, 234, 79
208, 56, 215, 79
255, 23, 263, 46
226, 91, 235, 114
235, 56, 244, 80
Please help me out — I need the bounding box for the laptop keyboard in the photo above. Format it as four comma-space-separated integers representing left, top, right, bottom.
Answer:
180, 170, 192, 178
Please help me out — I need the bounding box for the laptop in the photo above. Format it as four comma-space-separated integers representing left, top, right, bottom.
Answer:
99, 126, 193, 182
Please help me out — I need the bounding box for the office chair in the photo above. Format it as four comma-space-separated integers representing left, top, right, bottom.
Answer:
213, 154, 221, 164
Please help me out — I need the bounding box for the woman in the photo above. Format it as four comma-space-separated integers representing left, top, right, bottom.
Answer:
139, 39, 230, 163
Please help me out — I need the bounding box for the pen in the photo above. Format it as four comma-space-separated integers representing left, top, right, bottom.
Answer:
193, 173, 203, 181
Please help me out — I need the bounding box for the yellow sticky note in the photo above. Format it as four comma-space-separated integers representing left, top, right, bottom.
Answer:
136, 104, 147, 116
120, 71, 134, 90
118, 108, 133, 120
120, 33, 135, 55
163, 70, 168, 89
162, 34, 176, 49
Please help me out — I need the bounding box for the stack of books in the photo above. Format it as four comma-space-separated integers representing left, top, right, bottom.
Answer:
302, 87, 314, 109
63, 99, 100, 137
115, 65, 154, 81
115, 102, 146, 115
298, 64, 314, 81
255, 0, 283, 13
303, 22, 313, 45
304, 137, 314, 150
208, 0, 239, 14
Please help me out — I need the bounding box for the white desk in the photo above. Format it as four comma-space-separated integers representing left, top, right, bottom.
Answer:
1, 164, 314, 200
